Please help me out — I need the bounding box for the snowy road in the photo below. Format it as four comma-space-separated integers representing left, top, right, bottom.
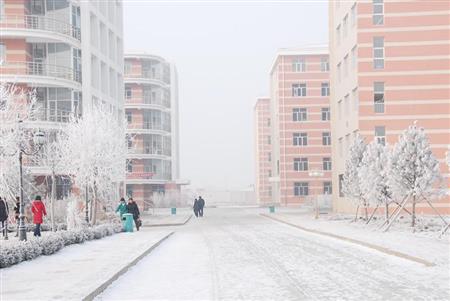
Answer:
97, 208, 449, 300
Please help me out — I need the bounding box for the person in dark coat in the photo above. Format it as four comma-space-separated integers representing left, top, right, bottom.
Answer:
13, 197, 20, 237
31, 195, 47, 237
127, 198, 141, 231
193, 198, 199, 218
198, 196, 205, 217
0, 197, 9, 238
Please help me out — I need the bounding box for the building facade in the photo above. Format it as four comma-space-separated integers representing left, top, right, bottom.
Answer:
329, 0, 450, 214
254, 97, 272, 205
124, 53, 180, 209
269, 46, 333, 206
0, 0, 124, 198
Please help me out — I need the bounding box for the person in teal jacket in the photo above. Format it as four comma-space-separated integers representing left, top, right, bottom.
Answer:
116, 198, 128, 220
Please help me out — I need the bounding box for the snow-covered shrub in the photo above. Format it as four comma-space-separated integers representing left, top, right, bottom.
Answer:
0, 223, 122, 268
66, 197, 85, 230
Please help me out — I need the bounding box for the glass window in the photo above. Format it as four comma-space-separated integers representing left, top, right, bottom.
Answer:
126, 111, 132, 123
0, 43, 5, 64
375, 126, 386, 145
321, 108, 330, 121
292, 83, 307, 97
374, 82, 385, 113
322, 132, 331, 146
125, 87, 132, 99
294, 182, 309, 196
323, 158, 332, 171
373, 0, 384, 25
294, 158, 308, 171
321, 57, 330, 72
292, 58, 306, 72
293, 108, 307, 121
373, 37, 384, 69
321, 82, 330, 96
293, 132, 308, 146
323, 182, 332, 195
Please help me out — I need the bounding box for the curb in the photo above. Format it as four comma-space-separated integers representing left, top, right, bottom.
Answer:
83, 231, 175, 301
142, 215, 192, 228
260, 214, 435, 267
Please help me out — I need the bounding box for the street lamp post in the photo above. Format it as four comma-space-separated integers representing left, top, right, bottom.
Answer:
309, 170, 324, 219
18, 131, 46, 241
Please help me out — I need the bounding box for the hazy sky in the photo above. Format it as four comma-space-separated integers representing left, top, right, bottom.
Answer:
123, 0, 328, 190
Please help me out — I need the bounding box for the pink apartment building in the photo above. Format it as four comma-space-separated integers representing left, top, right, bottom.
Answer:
124, 53, 181, 209
329, 0, 450, 214
269, 46, 333, 205
254, 98, 272, 205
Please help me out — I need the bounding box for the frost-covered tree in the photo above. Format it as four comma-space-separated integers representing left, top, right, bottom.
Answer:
388, 123, 442, 227
62, 107, 127, 224
342, 134, 368, 220
359, 140, 392, 221
0, 83, 39, 202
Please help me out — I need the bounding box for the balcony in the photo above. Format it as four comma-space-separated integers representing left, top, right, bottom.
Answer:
124, 70, 169, 86
127, 122, 171, 134
125, 97, 171, 110
0, 14, 81, 43
127, 147, 171, 159
0, 61, 81, 87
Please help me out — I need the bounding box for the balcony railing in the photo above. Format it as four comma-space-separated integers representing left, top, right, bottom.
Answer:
126, 97, 171, 108
0, 14, 81, 41
0, 61, 81, 83
31, 107, 75, 123
127, 123, 171, 132
125, 71, 169, 84
128, 147, 171, 157
374, 102, 385, 113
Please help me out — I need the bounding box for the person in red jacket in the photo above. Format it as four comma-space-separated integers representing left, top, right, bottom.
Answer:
31, 195, 46, 237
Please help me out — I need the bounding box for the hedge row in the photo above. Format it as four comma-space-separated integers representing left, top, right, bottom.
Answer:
0, 224, 123, 268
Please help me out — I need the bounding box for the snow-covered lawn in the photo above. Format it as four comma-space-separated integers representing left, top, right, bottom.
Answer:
0, 228, 172, 300
96, 208, 450, 300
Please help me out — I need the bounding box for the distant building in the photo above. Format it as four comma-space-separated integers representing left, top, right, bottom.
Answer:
268, 46, 333, 206
254, 98, 272, 205
329, 0, 450, 214
124, 53, 183, 209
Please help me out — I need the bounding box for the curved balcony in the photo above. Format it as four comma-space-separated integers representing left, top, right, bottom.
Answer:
124, 72, 169, 87
125, 98, 171, 111
22, 108, 76, 129
126, 123, 171, 135
0, 61, 81, 89
125, 172, 171, 185
0, 14, 81, 46
127, 148, 171, 160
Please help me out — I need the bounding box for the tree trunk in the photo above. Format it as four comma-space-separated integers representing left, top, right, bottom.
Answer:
91, 183, 98, 225
51, 172, 56, 232
385, 202, 389, 222
364, 203, 368, 221
353, 205, 360, 222
411, 194, 416, 228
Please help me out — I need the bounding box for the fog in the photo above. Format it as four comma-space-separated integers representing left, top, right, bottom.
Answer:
123, 0, 328, 190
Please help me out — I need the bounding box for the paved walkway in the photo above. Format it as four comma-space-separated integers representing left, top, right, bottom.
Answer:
97, 208, 450, 300
1, 229, 172, 300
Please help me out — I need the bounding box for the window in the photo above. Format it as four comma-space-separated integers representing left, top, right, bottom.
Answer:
374, 82, 385, 113
351, 46, 357, 69
321, 83, 330, 96
0, 1, 4, 21
125, 87, 132, 99
338, 137, 343, 156
336, 25, 341, 45
321, 108, 330, 121
373, 0, 384, 25
294, 182, 309, 196
375, 126, 386, 145
268, 170, 272, 177
293, 133, 308, 146
343, 14, 348, 38
126, 160, 133, 173
323, 158, 332, 171
126, 111, 132, 123
267, 135, 271, 145
0, 43, 5, 64
127, 137, 132, 148
294, 158, 308, 171
344, 55, 349, 77
293, 108, 307, 121
268, 152, 272, 162
373, 37, 384, 69
267, 118, 271, 127
351, 3, 357, 27
321, 57, 330, 72
339, 174, 344, 197
322, 132, 331, 146
323, 182, 332, 195
124, 61, 132, 74
337, 63, 341, 82
292, 58, 306, 72
292, 83, 306, 97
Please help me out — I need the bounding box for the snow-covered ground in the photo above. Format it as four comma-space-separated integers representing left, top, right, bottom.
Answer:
97, 208, 450, 300
0, 229, 172, 300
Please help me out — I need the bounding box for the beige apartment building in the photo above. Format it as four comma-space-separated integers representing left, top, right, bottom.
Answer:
268, 46, 333, 206
254, 97, 272, 205
329, 0, 450, 214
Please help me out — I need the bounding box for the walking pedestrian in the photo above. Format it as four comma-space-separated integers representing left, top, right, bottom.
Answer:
115, 197, 128, 220
198, 196, 205, 217
0, 197, 9, 238
127, 198, 141, 231
13, 197, 20, 237
31, 195, 47, 237
193, 198, 199, 218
